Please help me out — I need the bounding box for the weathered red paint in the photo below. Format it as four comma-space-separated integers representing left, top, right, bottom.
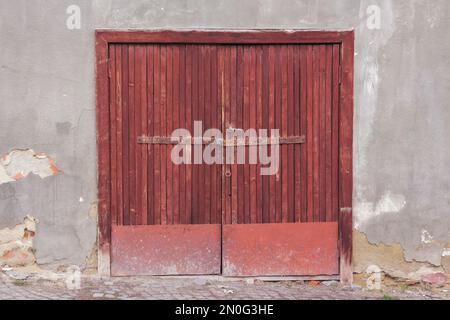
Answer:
111, 225, 221, 276
95, 32, 111, 276
219, 44, 340, 225
109, 43, 223, 227
339, 31, 355, 285
96, 30, 354, 281
339, 208, 353, 284
222, 223, 339, 276
96, 30, 353, 45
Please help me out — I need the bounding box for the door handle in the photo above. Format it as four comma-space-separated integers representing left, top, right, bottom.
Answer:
225, 169, 232, 196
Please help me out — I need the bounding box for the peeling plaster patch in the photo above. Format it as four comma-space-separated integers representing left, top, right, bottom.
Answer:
354, 230, 444, 281
84, 243, 98, 274
0, 216, 38, 267
0, 149, 59, 185
0, 166, 12, 184
443, 244, 450, 273
355, 191, 406, 229
88, 202, 98, 221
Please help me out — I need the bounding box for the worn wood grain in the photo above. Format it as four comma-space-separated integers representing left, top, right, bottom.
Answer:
99, 31, 354, 280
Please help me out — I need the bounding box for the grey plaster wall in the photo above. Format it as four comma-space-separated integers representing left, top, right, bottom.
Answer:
0, 0, 449, 268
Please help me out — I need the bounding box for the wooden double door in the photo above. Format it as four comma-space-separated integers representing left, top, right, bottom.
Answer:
108, 42, 341, 277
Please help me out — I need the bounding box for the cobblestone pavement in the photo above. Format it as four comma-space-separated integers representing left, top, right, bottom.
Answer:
0, 271, 449, 300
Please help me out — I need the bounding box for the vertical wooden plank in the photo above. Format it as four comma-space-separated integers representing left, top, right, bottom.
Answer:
249, 46, 257, 225
274, 46, 282, 223
236, 46, 245, 225
214, 46, 222, 225
138, 45, 149, 225
179, 45, 186, 225
134, 45, 142, 225
340, 208, 353, 284
122, 45, 130, 226
293, 45, 301, 223
299, 46, 308, 223
340, 32, 355, 285
133, 45, 141, 225
198, 46, 206, 224
319, 45, 327, 223
256, 46, 263, 224
153, 45, 161, 225
331, 44, 340, 223
208, 45, 215, 224
306, 45, 314, 223
224, 46, 232, 225
115, 46, 124, 226
287, 45, 295, 223
147, 45, 155, 225
268, 46, 276, 224
109, 46, 117, 227
230, 46, 238, 224
204, 46, 212, 224
192, 45, 199, 224
185, 45, 193, 224
217, 46, 228, 225
243, 46, 250, 224
128, 45, 137, 226
325, 45, 333, 222
340, 34, 354, 210
312, 45, 320, 223
166, 46, 173, 225
95, 33, 111, 275
173, 45, 181, 224
210, 45, 220, 225
281, 45, 289, 223
160, 45, 167, 225
261, 45, 270, 224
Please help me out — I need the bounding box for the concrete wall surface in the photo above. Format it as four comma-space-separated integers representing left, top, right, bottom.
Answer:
0, 0, 449, 277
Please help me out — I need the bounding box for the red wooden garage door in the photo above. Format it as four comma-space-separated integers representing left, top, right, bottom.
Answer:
221, 44, 340, 276
104, 37, 347, 277
109, 44, 223, 276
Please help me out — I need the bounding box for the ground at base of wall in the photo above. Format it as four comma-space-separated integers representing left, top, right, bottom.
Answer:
0, 271, 449, 300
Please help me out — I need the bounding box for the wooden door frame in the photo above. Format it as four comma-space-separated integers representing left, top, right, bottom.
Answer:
95, 30, 354, 283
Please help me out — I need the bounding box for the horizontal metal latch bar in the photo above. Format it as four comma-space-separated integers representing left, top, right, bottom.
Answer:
137, 136, 214, 145
222, 136, 306, 146
279, 136, 306, 145
137, 135, 306, 145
